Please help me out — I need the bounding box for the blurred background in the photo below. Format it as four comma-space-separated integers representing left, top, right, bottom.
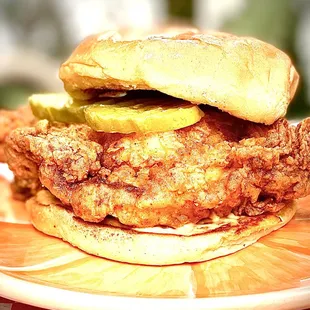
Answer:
1, 0, 310, 119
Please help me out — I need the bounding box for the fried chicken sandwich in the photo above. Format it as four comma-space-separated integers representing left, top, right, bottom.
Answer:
6, 30, 310, 265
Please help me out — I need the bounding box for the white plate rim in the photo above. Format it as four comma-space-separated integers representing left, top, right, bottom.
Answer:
1, 272, 310, 310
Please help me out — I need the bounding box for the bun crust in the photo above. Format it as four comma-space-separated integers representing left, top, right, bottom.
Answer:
59, 30, 299, 124
26, 190, 296, 265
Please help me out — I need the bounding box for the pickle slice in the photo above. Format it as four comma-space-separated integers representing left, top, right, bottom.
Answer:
84, 98, 204, 133
29, 93, 204, 133
29, 93, 88, 123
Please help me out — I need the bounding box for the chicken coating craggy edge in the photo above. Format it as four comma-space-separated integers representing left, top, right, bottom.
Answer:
0, 105, 36, 200
0, 105, 35, 162
5, 107, 310, 228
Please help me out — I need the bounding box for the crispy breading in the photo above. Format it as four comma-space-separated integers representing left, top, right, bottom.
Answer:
0, 105, 35, 162
0, 105, 36, 200
5, 108, 310, 227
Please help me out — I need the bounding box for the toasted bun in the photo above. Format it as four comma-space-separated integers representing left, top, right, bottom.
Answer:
59, 30, 299, 125
26, 190, 296, 266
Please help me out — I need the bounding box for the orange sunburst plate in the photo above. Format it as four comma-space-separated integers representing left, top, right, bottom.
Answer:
0, 171, 310, 309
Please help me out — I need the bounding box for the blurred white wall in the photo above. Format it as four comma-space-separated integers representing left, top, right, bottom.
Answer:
0, 0, 168, 53
0, 0, 168, 96
194, 0, 246, 30
61, 0, 167, 44
296, 0, 310, 103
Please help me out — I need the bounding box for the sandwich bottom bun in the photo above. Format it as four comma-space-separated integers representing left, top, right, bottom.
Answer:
26, 190, 296, 266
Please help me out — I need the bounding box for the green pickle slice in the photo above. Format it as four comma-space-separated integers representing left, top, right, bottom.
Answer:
84, 98, 205, 133
29, 94, 204, 133
29, 93, 88, 124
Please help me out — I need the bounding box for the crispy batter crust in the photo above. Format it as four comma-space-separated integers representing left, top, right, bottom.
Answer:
6, 108, 310, 227
59, 30, 299, 124
0, 105, 35, 162
0, 105, 36, 200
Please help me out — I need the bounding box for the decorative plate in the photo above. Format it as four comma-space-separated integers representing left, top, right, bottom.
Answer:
0, 164, 309, 310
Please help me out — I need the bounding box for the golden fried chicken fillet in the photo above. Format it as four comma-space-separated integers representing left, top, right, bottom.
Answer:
5, 108, 310, 228
0, 105, 35, 162
0, 105, 36, 199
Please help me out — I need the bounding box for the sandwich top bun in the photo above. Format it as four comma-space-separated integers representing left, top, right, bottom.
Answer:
59, 30, 299, 125
26, 190, 296, 266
